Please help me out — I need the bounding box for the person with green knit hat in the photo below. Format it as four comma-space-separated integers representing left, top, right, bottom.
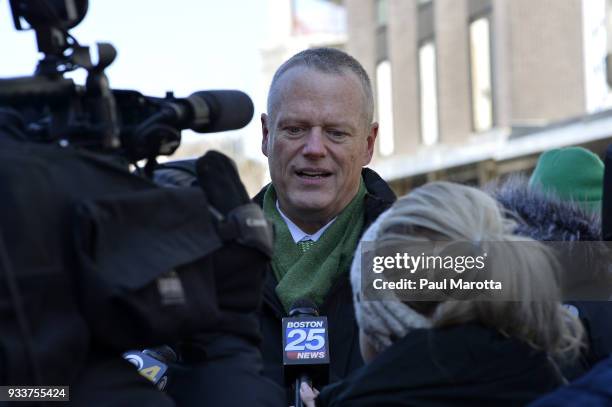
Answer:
253, 47, 396, 391
529, 146, 604, 213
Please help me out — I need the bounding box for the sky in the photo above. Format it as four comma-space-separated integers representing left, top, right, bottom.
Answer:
0, 0, 268, 158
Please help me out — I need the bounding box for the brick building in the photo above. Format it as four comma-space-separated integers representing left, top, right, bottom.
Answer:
345, 0, 612, 193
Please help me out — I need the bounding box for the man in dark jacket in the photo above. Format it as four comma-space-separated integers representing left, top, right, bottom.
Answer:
254, 47, 396, 389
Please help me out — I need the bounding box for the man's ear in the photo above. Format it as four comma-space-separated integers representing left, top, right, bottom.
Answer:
261, 113, 270, 157
362, 122, 378, 165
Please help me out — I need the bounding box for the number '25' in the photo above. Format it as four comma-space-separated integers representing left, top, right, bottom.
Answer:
285, 328, 326, 351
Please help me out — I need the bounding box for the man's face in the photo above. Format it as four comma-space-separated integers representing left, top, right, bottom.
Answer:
261, 67, 377, 229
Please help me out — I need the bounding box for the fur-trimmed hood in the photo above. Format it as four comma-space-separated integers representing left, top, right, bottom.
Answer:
488, 175, 601, 242
490, 176, 612, 376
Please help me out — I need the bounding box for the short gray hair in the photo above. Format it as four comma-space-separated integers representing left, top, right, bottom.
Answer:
267, 47, 374, 124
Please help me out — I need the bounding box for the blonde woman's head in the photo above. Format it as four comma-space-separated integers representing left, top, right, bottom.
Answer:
351, 181, 583, 360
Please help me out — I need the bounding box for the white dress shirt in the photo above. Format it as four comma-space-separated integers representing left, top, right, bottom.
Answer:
276, 200, 336, 243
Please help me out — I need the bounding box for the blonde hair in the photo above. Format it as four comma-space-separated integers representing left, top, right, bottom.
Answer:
363, 181, 583, 359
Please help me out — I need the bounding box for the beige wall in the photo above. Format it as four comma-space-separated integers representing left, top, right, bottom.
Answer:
346, 0, 421, 156
387, 0, 420, 153
491, 0, 512, 127
503, 0, 585, 123
345, 0, 386, 159
435, 0, 472, 144
345, 0, 377, 97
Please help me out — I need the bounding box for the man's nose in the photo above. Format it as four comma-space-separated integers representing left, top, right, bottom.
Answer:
302, 127, 326, 158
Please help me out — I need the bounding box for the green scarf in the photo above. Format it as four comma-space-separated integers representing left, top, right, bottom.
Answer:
263, 180, 367, 312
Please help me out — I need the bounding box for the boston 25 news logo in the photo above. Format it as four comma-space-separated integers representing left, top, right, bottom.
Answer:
282, 316, 330, 363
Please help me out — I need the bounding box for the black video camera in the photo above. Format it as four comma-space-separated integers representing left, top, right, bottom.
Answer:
0, 1, 274, 394
1, 0, 254, 173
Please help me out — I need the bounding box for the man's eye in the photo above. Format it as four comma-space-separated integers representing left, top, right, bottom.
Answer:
286, 126, 304, 135
327, 130, 347, 140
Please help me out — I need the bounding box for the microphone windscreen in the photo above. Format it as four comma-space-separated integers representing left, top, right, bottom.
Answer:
289, 298, 319, 317
189, 90, 254, 133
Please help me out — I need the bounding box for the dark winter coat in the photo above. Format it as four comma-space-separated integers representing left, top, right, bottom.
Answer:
253, 168, 396, 388
491, 176, 612, 378
529, 355, 612, 406
316, 323, 564, 407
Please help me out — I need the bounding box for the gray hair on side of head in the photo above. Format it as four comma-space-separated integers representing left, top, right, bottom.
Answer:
266, 47, 374, 124
351, 181, 584, 359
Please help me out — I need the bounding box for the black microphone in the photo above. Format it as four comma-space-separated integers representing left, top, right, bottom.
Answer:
603, 143, 612, 240
164, 90, 254, 134
283, 299, 330, 407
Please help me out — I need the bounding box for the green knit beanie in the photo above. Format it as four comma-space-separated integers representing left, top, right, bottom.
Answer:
528, 147, 604, 213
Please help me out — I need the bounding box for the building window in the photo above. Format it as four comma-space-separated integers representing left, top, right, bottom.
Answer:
419, 41, 439, 146
290, 0, 347, 36
583, 0, 610, 111
469, 16, 493, 132
376, 60, 394, 156
376, 0, 389, 61
376, 0, 388, 27
607, 0, 612, 90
